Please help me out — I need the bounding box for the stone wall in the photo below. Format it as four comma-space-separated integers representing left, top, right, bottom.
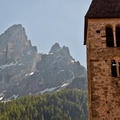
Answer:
86, 18, 120, 120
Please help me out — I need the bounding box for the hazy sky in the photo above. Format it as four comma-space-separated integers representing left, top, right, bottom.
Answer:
0, 0, 92, 67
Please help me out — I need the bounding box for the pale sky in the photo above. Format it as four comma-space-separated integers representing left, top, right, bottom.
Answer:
0, 0, 92, 67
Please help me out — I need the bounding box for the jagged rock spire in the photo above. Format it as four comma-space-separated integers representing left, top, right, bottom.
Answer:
49, 43, 61, 53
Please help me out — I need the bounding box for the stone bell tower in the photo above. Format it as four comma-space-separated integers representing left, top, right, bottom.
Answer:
85, 0, 120, 120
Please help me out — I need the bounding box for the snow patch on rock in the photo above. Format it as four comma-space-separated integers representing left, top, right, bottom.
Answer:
0, 62, 17, 70
25, 72, 34, 77
0, 61, 23, 71
0, 96, 4, 101
61, 83, 70, 88
40, 86, 59, 94
71, 60, 75, 63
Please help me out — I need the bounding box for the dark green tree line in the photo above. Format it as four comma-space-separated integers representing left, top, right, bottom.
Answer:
0, 89, 88, 120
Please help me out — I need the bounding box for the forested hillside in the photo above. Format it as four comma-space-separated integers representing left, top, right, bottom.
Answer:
0, 89, 88, 120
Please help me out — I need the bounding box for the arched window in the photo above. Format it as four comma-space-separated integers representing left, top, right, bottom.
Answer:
116, 26, 120, 47
111, 60, 117, 77
106, 26, 114, 47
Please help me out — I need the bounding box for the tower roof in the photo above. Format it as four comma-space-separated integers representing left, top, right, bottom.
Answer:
86, 0, 120, 18
84, 0, 120, 45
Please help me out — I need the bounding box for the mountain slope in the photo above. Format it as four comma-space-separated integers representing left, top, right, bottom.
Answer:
0, 24, 87, 99
0, 24, 40, 96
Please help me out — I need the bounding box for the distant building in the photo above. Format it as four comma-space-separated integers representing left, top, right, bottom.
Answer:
84, 0, 120, 120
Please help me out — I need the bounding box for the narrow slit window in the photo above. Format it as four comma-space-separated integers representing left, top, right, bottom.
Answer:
116, 26, 120, 47
119, 61, 120, 75
106, 26, 114, 47
111, 60, 117, 77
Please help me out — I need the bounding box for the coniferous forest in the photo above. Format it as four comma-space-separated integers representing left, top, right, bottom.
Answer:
0, 89, 88, 120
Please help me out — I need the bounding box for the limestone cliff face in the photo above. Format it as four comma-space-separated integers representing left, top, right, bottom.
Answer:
0, 24, 36, 64
0, 24, 40, 93
0, 25, 86, 99
15, 43, 87, 96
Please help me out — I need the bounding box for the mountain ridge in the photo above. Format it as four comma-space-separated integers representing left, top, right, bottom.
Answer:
0, 24, 87, 99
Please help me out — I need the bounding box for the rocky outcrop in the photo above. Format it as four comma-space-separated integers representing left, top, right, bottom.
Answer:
0, 24, 40, 95
0, 24, 87, 99
67, 77, 87, 90
12, 43, 87, 97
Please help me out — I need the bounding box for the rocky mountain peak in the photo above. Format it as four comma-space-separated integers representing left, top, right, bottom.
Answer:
3, 24, 27, 40
0, 24, 38, 66
0, 24, 87, 99
49, 43, 72, 58
6, 24, 23, 31
49, 43, 61, 53
62, 46, 71, 56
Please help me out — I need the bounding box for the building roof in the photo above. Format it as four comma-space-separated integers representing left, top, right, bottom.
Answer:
84, 0, 120, 45
86, 0, 120, 18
